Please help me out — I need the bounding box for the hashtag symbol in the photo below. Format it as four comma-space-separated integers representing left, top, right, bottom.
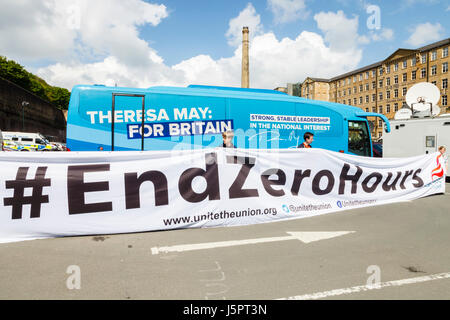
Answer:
3, 167, 51, 219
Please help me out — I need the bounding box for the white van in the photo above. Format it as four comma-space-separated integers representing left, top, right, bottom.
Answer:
1, 132, 54, 151
0, 129, 3, 151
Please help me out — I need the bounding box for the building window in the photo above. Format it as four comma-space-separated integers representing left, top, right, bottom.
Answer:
386, 65, 391, 73
402, 101, 407, 108
394, 75, 398, 84
343, 90, 346, 96
359, 96, 363, 104
402, 87, 407, 96
379, 68, 383, 76
372, 106, 376, 112
365, 83, 369, 91
394, 89, 398, 98
443, 79, 448, 89
366, 95, 369, 103
379, 92, 383, 100
387, 104, 391, 113
402, 73, 407, 82
403, 60, 407, 68
431, 65, 437, 76
347, 78, 351, 85
379, 119, 383, 126
353, 76, 356, 83
443, 47, 448, 58
372, 70, 376, 77
372, 94, 376, 102
365, 107, 369, 112
359, 74, 363, 81
421, 68, 426, 78
387, 90, 391, 99
411, 70, 416, 80
348, 99, 351, 105
394, 63, 399, 71
411, 57, 416, 66
394, 103, 399, 112
443, 62, 448, 73
372, 81, 376, 89
379, 106, 383, 113
348, 88, 351, 95
431, 50, 437, 61
442, 95, 447, 106
353, 86, 356, 94
359, 84, 363, 92
386, 77, 391, 85
421, 54, 427, 63
379, 79, 383, 88
365, 71, 369, 79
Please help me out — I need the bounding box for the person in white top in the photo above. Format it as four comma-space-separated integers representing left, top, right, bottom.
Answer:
438, 146, 448, 179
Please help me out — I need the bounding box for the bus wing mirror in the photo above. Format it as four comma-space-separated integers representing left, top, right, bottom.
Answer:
355, 112, 391, 133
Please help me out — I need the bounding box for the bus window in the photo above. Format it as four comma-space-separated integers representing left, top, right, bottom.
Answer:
348, 121, 371, 156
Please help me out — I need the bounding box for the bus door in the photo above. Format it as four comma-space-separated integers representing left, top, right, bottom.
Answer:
112, 93, 145, 151
348, 120, 372, 156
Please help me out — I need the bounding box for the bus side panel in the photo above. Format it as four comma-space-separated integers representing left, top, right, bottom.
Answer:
226, 98, 298, 149
142, 93, 228, 150
67, 88, 113, 151
68, 89, 230, 151
295, 103, 344, 152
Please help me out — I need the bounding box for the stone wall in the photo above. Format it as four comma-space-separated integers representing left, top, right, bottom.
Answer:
0, 77, 66, 142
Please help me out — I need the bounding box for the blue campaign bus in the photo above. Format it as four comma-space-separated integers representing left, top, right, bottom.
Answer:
66, 84, 390, 156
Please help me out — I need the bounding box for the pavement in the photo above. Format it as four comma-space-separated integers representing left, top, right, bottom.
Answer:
0, 182, 449, 300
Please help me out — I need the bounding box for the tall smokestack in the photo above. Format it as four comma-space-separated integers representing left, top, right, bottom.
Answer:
241, 26, 249, 88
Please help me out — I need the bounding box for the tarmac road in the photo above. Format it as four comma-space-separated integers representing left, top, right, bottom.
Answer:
0, 183, 449, 300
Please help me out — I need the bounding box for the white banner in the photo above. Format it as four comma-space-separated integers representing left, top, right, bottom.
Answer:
0, 148, 446, 243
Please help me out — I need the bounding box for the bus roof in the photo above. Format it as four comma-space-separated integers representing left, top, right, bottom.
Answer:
72, 84, 367, 118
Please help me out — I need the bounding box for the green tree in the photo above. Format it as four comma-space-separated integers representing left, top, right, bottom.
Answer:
0, 56, 71, 110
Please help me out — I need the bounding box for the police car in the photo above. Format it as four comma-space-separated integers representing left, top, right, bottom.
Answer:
1, 132, 54, 151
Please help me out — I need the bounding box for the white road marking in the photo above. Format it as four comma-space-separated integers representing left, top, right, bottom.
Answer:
277, 272, 450, 300
151, 231, 355, 255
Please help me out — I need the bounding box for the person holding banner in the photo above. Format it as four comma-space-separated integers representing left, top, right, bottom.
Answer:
222, 130, 236, 148
439, 146, 448, 179
297, 132, 314, 149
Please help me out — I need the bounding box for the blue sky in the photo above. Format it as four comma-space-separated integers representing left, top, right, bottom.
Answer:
0, 0, 448, 89
143, 0, 450, 67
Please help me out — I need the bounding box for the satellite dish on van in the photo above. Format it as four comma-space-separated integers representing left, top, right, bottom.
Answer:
432, 105, 441, 116
394, 108, 413, 120
405, 82, 440, 113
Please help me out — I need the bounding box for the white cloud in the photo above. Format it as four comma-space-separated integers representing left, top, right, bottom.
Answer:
268, 0, 309, 24
370, 28, 394, 41
0, 0, 168, 65
35, 5, 364, 91
406, 22, 444, 47
313, 10, 360, 52
225, 3, 263, 47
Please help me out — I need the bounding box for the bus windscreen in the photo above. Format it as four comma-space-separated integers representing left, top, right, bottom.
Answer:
348, 120, 371, 156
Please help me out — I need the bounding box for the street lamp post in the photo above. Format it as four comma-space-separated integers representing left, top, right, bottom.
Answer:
21, 101, 29, 131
